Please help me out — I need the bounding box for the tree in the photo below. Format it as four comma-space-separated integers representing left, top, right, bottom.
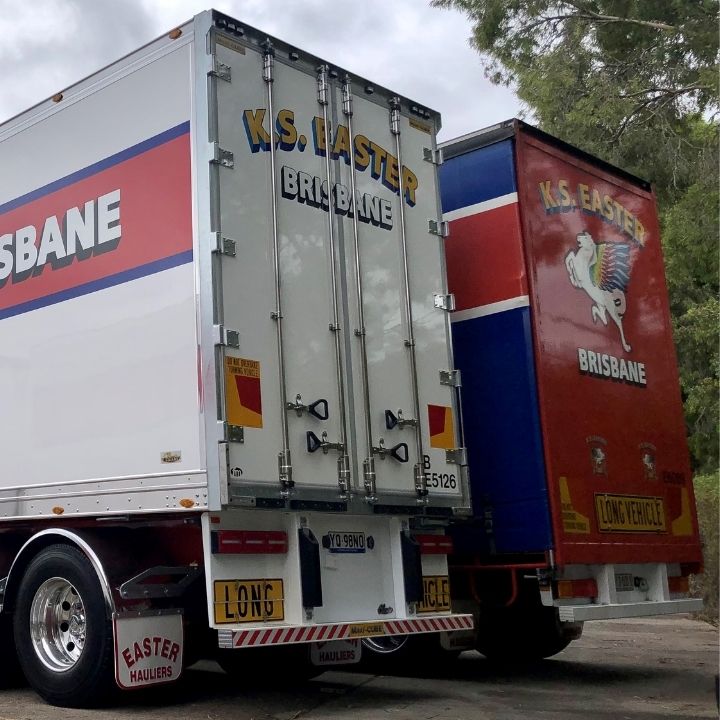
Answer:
433, 0, 719, 473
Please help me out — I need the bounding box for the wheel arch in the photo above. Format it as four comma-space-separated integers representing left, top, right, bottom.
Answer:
2, 529, 114, 617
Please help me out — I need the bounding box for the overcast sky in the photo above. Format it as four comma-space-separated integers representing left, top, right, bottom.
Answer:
0, 0, 521, 141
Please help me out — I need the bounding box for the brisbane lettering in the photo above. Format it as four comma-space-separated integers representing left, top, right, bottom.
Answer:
0, 189, 121, 288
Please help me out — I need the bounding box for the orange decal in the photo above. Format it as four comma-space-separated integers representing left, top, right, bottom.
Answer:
428, 405, 455, 449
225, 357, 263, 428
671, 487, 694, 536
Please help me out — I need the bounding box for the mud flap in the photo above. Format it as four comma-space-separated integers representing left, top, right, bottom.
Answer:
114, 612, 184, 689
309, 639, 362, 666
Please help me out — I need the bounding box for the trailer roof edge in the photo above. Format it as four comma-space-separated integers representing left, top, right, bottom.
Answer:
440, 118, 652, 192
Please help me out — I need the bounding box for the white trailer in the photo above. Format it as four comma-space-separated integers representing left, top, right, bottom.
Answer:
0, 10, 471, 706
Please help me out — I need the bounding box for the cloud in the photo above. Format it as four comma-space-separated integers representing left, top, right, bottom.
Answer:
0, 0, 155, 121
0, 0, 520, 139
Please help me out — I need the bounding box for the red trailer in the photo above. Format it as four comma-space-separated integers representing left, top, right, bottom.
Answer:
434, 120, 703, 660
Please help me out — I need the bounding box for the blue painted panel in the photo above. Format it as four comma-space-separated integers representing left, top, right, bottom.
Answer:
452, 307, 552, 553
440, 140, 516, 214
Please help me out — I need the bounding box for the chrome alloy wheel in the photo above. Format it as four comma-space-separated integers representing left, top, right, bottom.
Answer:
29, 577, 87, 672
362, 635, 409, 654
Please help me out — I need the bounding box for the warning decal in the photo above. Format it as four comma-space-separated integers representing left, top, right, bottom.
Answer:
559, 477, 590, 534
428, 405, 455, 449
225, 357, 263, 428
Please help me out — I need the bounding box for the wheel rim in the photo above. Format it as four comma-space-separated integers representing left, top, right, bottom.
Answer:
29, 577, 87, 672
362, 636, 408, 654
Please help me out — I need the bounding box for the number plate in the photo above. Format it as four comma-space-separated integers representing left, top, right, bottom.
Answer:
615, 573, 635, 592
213, 579, 284, 624
324, 531, 366, 554
418, 575, 451, 613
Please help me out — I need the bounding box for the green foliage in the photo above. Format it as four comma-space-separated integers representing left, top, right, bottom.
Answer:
690, 473, 719, 623
433, 0, 719, 474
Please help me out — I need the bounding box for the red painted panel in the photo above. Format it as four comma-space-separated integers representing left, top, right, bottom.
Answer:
445, 202, 527, 311
515, 130, 702, 566
0, 132, 192, 314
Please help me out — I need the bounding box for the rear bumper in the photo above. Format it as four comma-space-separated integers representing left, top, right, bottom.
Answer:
558, 598, 703, 622
217, 613, 473, 648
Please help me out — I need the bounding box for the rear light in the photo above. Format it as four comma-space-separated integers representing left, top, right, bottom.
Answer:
414, 534, 454, 555
556, 578, 598, 599
211, 530, 288, 554
668, 576, 690, 594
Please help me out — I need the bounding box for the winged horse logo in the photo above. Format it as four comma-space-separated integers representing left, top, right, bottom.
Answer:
565, 231, 632, 352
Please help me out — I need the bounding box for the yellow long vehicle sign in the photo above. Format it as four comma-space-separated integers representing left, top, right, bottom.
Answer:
595, 494, 666, 533
214, 579, 284, 624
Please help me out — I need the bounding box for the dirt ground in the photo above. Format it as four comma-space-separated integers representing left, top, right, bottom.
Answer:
0, 615, 717, 720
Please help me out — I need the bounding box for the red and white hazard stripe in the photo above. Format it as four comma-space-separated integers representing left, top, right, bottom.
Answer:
217, 614, 473, 649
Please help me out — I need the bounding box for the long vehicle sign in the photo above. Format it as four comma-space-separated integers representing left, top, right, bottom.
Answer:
595, 494, 666, 533
213, 579, 284, 624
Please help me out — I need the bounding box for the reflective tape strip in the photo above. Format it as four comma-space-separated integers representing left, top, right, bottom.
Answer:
218, 614, 474, 648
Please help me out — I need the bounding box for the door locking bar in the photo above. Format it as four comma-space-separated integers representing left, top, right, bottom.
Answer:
390, 96, 427, 499
343, 76, 377, 502
263, 41, 293, 494
318, 65, 351, 497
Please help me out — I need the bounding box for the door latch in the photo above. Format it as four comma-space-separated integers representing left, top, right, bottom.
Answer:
287, 395, 329, 420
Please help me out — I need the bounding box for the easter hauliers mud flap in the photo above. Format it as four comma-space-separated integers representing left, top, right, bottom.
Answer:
113, 612, 183, 690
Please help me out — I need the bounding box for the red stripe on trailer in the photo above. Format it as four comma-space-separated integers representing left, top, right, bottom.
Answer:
221, 614, 474, 647
0, 125, 193, 322
445, 201, 526, 312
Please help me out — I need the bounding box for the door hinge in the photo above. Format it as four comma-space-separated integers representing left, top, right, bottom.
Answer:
213, 232, 236, 257
439, 369, 461, 387
211, 143, 234, 168
209, 60, 231, 82
428, 219, 449, 237
423, 147, 443, 165
224, 423, 244, 444
433, 293, 455, 312
214, 324, 240, 348
445, 447, 468, 465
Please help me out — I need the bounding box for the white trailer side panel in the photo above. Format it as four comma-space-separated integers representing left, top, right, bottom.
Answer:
0, 28, 207, 518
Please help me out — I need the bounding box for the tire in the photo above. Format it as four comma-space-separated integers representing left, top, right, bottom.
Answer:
475, 605, 582, 662
361, 633, 460, 670
216, 644, 322, 684
13, 544, 115, 707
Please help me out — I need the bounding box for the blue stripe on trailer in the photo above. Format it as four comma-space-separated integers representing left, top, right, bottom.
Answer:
440, 139, 516, 214
451, 306, 552, 554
